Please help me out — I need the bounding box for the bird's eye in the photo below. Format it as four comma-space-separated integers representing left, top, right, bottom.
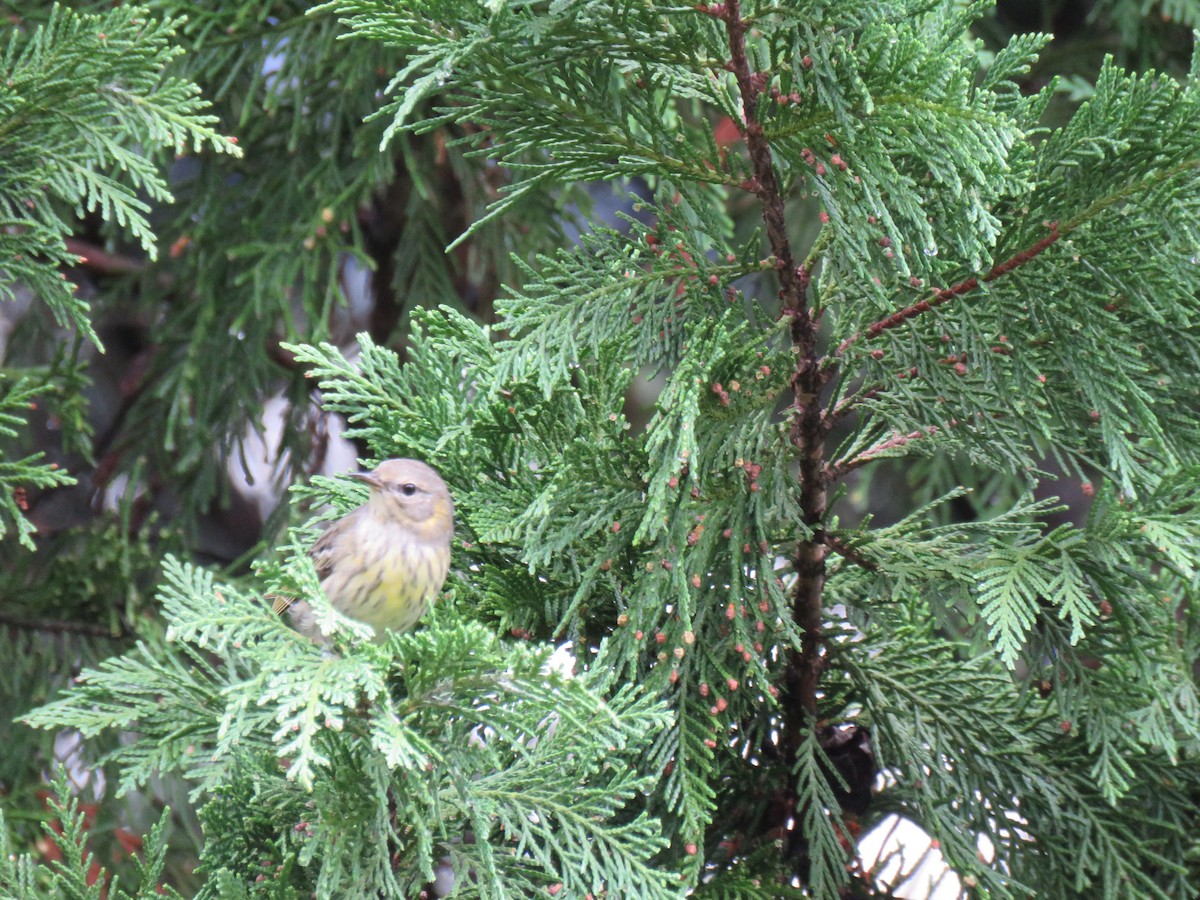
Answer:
400, 483, 418, 496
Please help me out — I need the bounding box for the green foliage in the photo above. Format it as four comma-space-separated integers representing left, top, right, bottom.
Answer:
0, 4, 238, 338
10, 0, 1200, 897
0, 3, 235, 548
27, 557, 675, 897
1, 0, 578, 566
0, 770, 181, 900
0, 376, 74, 548
273, 0, 1200, 894
1, 2, 576, 884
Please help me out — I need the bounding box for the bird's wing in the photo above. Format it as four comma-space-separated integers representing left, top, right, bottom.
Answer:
271, 593, 295, 616
309, 513, 352, 582
271, 515, 352, 616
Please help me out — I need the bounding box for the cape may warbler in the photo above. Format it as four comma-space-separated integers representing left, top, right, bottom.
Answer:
277, 458, 454, 641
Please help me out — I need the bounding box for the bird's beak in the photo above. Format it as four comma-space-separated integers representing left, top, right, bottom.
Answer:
349, 471, 382, 488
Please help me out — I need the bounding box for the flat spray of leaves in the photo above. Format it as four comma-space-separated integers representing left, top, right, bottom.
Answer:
28, 554, 675, 899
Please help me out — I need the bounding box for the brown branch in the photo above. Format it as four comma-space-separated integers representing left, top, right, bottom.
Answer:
822, 535, 879, 573
0, 610, 128, 639
712, 3, 805, 319
826, 428, 929, 481
63, 238, 145, 275
712, 0, 827, 726
822, 384, 881, 431
835, 223, 1062, 357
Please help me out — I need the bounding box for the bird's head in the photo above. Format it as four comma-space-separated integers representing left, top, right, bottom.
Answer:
353, 458, 455, 539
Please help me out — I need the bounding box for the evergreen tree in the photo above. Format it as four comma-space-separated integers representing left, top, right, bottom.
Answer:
8, 0, 1200, 897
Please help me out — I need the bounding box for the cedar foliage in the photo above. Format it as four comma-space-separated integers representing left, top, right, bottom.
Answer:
7, 0, 1200, 897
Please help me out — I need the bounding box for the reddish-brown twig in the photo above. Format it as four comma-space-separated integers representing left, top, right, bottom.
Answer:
835, 224, 1062, 357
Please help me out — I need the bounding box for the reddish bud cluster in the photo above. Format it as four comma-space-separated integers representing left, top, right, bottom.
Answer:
740, 460, 762, 496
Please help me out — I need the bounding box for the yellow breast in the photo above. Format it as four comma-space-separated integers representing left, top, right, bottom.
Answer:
321, 522, 451, 637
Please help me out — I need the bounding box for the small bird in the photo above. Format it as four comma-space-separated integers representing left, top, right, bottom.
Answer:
276, 458, 454, 641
